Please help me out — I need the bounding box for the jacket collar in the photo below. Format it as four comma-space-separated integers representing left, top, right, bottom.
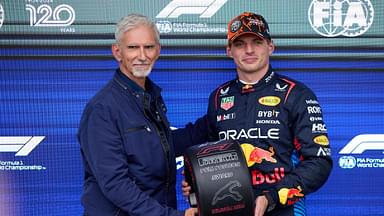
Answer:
113, 69, 162, 98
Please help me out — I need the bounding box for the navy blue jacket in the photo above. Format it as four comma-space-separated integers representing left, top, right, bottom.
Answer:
78, 69, 183, 216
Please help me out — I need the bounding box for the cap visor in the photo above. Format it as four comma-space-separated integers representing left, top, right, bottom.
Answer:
229, 32, 266, 43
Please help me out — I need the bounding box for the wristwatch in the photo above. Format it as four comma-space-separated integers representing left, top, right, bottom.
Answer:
263, 191, 276, 212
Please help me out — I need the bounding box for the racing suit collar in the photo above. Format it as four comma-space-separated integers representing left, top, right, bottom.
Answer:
235, 65, 276, 93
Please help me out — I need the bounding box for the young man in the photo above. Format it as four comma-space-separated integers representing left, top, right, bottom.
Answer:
178, 12, 333, 216
78, 14, 196, 216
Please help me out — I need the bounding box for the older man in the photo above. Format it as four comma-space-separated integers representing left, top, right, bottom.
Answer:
78, 14, 196, 216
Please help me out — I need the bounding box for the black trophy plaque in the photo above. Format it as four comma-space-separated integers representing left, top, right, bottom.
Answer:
184, 140, 254, 216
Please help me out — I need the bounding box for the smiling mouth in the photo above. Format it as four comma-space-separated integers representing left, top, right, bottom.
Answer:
134, 64, 149, 67
242, 58, 257, 63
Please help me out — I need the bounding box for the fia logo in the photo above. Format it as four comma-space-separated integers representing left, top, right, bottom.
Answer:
26, 4, 75, 27
308, 0, 374, 37
156, 21, 172, 33
339, 156, 356, 169
156, 0, 228, 18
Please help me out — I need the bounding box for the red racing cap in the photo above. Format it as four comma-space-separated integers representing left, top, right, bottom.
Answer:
227, 12, 271, 43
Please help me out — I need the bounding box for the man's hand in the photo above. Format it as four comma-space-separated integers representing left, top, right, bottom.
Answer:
181, 171, 192, 197
254, 195, 268, 216
182, 179, 192, 197
184, 208, 197, 216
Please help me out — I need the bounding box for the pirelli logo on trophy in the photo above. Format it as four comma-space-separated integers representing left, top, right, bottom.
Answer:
184, 140, 254, 216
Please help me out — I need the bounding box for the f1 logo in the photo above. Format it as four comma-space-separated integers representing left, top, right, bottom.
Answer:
339, 134, 384, 154
197, 142, 232, 156
0, 136, 45, 156
156, 0, 228, 18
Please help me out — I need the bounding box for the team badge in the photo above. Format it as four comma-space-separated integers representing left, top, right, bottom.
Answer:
220, 96, 234, 111
230, 20, 241, 33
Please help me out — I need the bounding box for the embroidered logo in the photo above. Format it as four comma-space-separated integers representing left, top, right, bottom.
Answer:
220, 96, 234, 111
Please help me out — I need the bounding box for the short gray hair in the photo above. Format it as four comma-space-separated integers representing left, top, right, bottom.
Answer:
115, 14, 160, 44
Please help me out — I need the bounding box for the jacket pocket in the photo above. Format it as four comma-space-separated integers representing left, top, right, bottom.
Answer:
125, 125, 151, 133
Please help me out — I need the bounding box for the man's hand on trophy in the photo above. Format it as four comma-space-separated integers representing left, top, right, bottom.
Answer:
182, 179, 191, 197
185, 207, 198, 216
254, 195, 268, 216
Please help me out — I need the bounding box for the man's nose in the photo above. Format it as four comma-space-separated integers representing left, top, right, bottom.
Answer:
245, 43, 254, 54
138, 47, 147, 61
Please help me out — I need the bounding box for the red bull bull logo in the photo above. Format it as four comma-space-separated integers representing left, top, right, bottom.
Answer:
241, 143, 285, 186
278, 186, 304, 205
241, 143, 277, 167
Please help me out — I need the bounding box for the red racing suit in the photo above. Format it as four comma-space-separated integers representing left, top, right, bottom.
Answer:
204, 67, 332, 215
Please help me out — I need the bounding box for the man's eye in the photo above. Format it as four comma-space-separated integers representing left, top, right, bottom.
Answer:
127, 45, 139, 49
145, 45, 156, 49
254, 40, 263, 45
233, 42, 243, 47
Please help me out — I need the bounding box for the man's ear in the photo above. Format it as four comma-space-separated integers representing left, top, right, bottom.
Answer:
111, 44, 122, 62
268, 40, 275, 56
155, 44, 161, 60
226, 45, 233, 58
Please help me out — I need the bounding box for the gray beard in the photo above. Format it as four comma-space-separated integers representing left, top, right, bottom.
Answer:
132, 67, 152, 78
